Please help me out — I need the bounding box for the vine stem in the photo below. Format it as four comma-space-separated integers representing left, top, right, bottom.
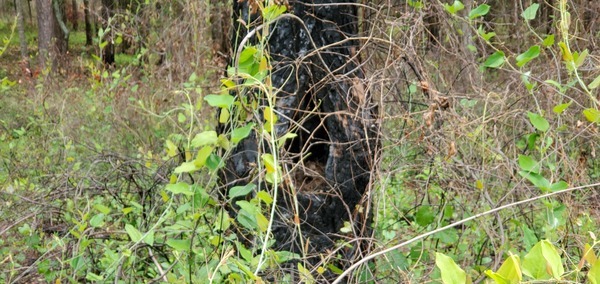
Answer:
332, 182, 600, 284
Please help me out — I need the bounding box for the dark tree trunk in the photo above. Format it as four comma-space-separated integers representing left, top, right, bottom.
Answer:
100, 0, 115, 65
209, 0, 230, 58
222, 0, 378, 280
70, 0, 78, 30
83, 0, 93, 46
27, 0, 33, 24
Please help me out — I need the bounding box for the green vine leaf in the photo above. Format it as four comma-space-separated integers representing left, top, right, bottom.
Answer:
125, 224, 142, 242
436, 253, 470, 284
583, 108, 600, 123
483, 51, 505, 68
444, 0, 465, 14
527, 112, 550, 132
469, 4, 491, 19
522, 240, 564, 280
165, 182, 195, 196
521, 3, 539, 20
204, 94, 235, 108
231, 123, 255, 144
516, 45, 540, 67
191, 131, 218, 147
485, 254, 522, 284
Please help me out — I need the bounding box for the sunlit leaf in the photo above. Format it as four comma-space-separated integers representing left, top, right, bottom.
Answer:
165, 182, 195, 196
93, 204, 111, 214
262, 4, 287, 21
204, 94, 235, 108
516, 45, 540, 67
238, 46, 258, 63
444, 0, 465, 14
553, 101, 572, 114
522, 240, 564, 280
588, 75, 600, 90
89, 214, 105, 228
219, 107, 230, 124
483, 51, 505, 68
519, 171, 550, 191
191, 131, 218, 147
436, 253, 468, 284
590, 260, 600, 284
228, 184, 256, 199
574, 49, 589, 68
194, 146, 213, 168
583, 243, 598, 266
518, 155, 541, 173
583, 108, 600, 123
485, 254, 522, 284
478, 25, 496, 41
549, 181, 568, 191
174, 161, 197, 174
231, 123, 255, 144
527, 112, 550, 132
558, 42, 573, 62
166, 238, 190, 252
521, 3, 539, 20
165, 140, 178, 157
125, 224, 142, 242
542, 34, 555, 47
469, 4, 490, 19
262, 153, 277, 174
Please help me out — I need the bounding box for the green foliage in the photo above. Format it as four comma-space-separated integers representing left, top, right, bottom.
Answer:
2, 0, 600, 283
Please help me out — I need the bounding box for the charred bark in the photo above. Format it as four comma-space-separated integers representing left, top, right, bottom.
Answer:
222, 0, 379, 278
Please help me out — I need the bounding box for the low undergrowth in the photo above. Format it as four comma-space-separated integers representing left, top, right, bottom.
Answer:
1, 0, 599, 283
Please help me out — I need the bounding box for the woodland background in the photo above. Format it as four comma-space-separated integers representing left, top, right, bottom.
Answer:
0, 0, 599, 283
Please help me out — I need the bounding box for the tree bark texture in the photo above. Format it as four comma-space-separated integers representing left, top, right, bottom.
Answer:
36, 0, 67, 71
83, 0, 93, 46
70, 0, 78, 30
101, 0, 115, 65
223, 0, 379, 273
16, 0, 28, 61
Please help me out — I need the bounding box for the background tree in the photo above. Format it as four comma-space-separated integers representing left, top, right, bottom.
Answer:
15, 0, 29, 72
82, 0, 93, 46
35, 0, 68, 71
100, 0, 114, 64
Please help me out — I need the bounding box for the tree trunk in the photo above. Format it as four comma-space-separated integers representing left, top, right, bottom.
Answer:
36, 0, 68, 71
100, 0, 115, 65
70, 0, 78, 30
16, 0, 29, 65
83, 0, 93, 46
223, 0, 378, 280
209, 0, 230, 58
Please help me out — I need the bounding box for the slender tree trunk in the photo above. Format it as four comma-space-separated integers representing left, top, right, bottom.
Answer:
70, 0, 78, 30
16, 0, 29, 64
100, 0, 115, 65
83, 0, 93, 45
36, 0, 68, 72
36, 0, 54, 70
209, 0, 230, 58
27, 0, 33, 24
224, 1, 378, 280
